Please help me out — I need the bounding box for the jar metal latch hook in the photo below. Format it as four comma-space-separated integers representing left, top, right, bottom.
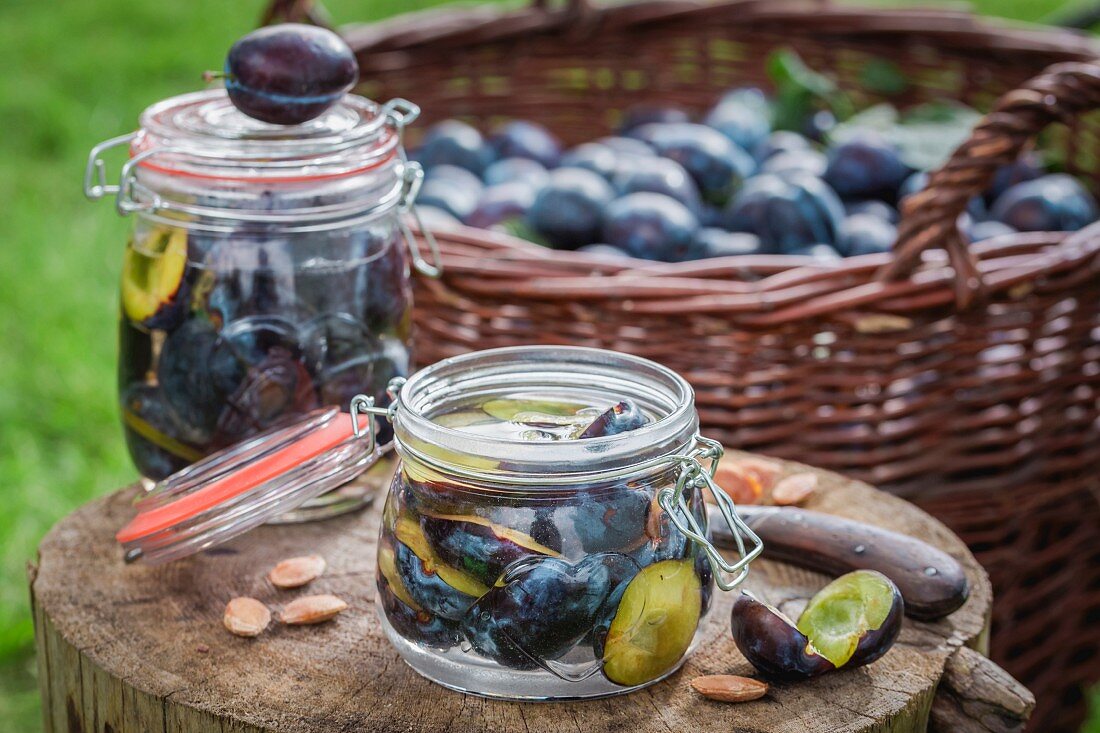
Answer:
349, 377, 407, 452
657, 436, 764, 591
83, 133, 136, 201
385, 97, 443, 280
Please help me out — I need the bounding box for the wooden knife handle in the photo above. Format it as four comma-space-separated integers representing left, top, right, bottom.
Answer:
711, 505, 970, 620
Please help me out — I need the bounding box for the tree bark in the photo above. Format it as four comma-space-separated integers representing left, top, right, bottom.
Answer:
31, 455, 1030, 732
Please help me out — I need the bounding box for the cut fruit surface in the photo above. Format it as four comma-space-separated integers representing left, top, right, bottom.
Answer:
796, 569, 900, 668
121, 228, 188, 324
601, 558, 701, 686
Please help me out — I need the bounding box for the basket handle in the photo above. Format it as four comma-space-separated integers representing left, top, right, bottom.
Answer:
884, 61, 1100, 308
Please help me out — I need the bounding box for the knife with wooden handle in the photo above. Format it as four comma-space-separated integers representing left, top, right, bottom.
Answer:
708, 505, 969, 620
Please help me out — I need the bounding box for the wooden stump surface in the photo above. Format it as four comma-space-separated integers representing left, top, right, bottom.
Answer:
31, 454, 1001, 733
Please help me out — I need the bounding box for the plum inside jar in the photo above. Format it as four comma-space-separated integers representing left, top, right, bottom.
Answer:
375, 373, 715, 699
119, 215, 412, 482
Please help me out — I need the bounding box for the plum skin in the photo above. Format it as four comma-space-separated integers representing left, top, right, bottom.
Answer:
730, 571, 904, 680
419, 512, 560, 585
730, 593, 834, 681
460, 556, 609, 669
225, 24, 358, 126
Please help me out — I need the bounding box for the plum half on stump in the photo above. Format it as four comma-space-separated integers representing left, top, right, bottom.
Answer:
221, 24, 358, 125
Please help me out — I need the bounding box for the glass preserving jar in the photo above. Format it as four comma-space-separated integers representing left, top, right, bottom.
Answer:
84, 90, 440, 515
367, 346, 762, 700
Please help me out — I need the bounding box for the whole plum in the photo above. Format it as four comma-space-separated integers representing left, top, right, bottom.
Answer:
632, 122, 756, 205
618, 105, 690, 134
527, 168, 615, 248
483, 157, 550, 188
988, 153, 1044, 202
414, 120, 494, 174
754, 131, 813, 162
603, 193, 700, 262
612, 157, 701, 212
703, 88, 772, 153
560, 143, 618, 180
597, 136, 657, 158
844, 199, 899, 224
760, 149, 827, 178
490, 120, 562, 168
577, 243, 631, 258
823, 132, 910, 199
223, 24, 358, 126
156, 317, 230, 434
789, 244, 841, 262
465, 182, 538, 229
417, 165, 483, 221
722, 171, 845, 253
991, 174, 1099, 232
460, 556, 610, 669
967, 219, 1016, 243
692, 229, 763, 258
561, 485, 651, 554
838, 213, 897, 256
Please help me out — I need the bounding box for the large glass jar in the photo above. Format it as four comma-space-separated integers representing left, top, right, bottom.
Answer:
84, 90, 439, 513
370, 346, 760, 700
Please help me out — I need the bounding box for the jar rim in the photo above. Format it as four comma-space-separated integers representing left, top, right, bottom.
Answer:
392, 346, 699, 485
133, 89, 399, 182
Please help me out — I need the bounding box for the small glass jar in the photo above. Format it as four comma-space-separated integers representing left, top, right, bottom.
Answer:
370, 346, 760, 700
84, 90, 439, 515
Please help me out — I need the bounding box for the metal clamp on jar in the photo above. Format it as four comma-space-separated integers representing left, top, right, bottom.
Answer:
84, 89, 441, 519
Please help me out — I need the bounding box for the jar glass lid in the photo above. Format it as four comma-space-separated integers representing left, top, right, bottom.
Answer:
116, 407, 382, 564
132, 89, 403, 181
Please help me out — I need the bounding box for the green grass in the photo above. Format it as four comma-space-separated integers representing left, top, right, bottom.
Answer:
0, 0, 1096, 730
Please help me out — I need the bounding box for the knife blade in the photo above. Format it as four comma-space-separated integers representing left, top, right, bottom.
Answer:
708, 505, 969, 620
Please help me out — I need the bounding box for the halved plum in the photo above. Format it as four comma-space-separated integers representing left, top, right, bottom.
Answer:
121, 228, 189, 329
378, 577, 461, 651
393, 514, 489, 621
600, 558, 702, 686
419, 511, 562, 585
577, 399, 648, 438
730, 570, 903, 680
480, 398, 588, 422
378, 541, 461, 651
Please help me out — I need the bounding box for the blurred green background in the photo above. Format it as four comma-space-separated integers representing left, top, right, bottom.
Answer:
0, 0, 1096, 729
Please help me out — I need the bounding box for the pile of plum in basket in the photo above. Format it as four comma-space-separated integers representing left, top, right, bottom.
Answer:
411, 53, 1099, 264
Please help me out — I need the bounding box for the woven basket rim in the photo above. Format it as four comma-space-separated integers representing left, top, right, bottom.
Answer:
416, 221, 1100, 323
340, 0, 1100, 62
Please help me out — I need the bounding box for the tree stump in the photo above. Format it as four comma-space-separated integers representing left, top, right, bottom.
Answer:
30, 455, 1032, 732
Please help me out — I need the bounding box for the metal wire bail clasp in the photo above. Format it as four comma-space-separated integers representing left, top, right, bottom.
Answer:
657, 436, 764, 591
83, 133, 136, 201
384, 97, 443, 280
349, 377, 407, 452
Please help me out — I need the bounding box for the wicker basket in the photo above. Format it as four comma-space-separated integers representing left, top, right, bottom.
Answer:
266, 1, 1100, 728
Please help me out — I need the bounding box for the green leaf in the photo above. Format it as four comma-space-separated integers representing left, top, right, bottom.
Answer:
766, 48, 855, 131
830, 101, 982, 171
859, 59, 908, 96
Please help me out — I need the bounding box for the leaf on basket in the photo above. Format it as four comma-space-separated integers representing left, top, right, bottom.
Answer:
767, 48, 855, 132
831, 102, 982, 171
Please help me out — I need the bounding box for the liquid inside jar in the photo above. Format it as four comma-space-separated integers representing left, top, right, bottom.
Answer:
119, 215, 411, 481
376, 393, 714, 699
